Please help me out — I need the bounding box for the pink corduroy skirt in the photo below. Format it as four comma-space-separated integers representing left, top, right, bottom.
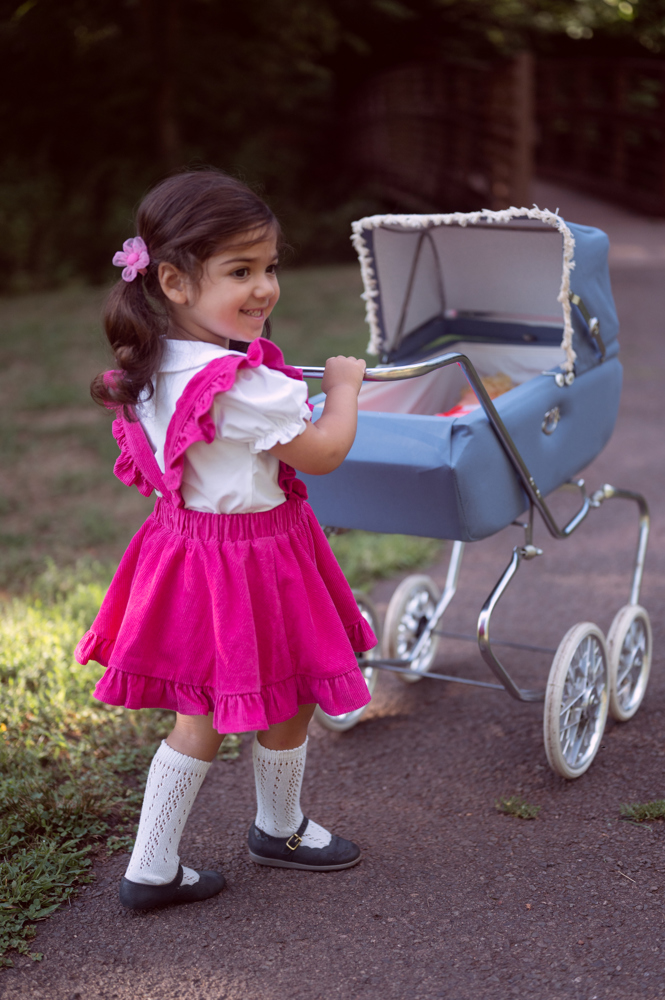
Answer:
75, 496, 376, 733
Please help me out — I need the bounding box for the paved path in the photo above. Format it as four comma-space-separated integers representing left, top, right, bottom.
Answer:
2, 182, 665, 1000
534, 179, 665, 267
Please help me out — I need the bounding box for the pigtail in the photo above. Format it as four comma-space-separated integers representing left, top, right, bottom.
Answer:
91, 276, 165, 416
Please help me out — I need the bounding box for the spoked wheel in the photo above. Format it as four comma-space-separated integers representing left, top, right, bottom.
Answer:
607, 604, 652, 722
544, 622, 609, 779
383, 575, 440, 684
314, 591, 381, 732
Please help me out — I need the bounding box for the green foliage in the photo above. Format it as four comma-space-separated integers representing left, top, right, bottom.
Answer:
328, 530, 442, 591
0, 0, 661, 288
620, 800, 665, 823
0, 841, 94, 964
496, 795, 542, 820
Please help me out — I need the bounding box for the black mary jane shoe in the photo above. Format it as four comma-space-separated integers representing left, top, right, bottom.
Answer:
248, 817, 361, 871
119, 864, 226, 910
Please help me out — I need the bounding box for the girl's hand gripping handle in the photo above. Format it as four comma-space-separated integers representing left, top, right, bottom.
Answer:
270, 355, 366, 475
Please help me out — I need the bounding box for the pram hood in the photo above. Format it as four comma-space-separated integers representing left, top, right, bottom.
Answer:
351, 207, 619, 376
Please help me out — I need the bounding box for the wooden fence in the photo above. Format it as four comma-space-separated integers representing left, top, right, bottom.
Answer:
346, 54, 534, 213
536, 58, 665, 216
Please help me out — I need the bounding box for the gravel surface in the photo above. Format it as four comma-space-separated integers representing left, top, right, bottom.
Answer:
3, 184, 665, 1000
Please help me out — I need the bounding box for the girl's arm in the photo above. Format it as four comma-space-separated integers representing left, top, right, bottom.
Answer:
270, 355, 366, 475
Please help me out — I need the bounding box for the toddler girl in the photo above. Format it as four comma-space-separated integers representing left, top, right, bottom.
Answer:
75, 169, 376, 910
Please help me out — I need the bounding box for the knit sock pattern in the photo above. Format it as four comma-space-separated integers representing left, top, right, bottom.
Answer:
124, 740, 211, 886
253, 736, 332, 849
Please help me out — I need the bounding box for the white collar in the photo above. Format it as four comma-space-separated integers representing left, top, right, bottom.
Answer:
158, 339, 245, 374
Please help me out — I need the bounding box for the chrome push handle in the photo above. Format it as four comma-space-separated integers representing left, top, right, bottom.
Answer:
299, 351, 462, 382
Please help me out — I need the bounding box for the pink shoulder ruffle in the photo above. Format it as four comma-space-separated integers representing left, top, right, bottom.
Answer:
103, 370, 159, 499
277, 461, 308, 501
111, 416, 155, 498
163, 337, 306, 494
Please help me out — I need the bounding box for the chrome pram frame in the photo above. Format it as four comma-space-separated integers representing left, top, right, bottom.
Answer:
300, 350, 650, 779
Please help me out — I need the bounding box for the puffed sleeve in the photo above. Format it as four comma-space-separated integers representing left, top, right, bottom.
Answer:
212, 364, 311, 453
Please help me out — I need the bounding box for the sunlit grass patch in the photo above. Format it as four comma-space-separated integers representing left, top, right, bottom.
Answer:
496, 796, 541, 820
620, 800, 665, 823
0, 563, 171, 966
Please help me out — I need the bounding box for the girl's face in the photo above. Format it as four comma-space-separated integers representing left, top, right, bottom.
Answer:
159, 230, 280, 346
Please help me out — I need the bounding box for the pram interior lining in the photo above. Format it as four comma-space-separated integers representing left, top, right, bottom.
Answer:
387, 315, 564, 364
358, 341, 566, 417
370, 221, 565, 360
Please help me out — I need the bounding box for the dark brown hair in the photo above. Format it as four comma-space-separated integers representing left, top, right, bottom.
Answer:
91, 169, 280, 413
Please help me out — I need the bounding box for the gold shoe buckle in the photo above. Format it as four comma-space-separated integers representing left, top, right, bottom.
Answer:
286, 833, 302, 851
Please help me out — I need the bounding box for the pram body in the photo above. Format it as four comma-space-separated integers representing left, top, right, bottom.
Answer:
298, 208, 651, 780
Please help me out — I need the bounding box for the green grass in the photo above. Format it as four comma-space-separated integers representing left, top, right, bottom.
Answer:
276, 264, 371, 363
620, 800, 665, 823
328, 530, 441, 591
0, 563, 164, 966
496, 796, 542, 821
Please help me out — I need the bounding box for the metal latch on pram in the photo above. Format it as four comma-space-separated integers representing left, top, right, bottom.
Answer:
569, 292, 606, 361
542, 370, 575, 387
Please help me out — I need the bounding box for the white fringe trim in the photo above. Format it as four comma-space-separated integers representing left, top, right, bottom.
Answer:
350, 206, 577, 373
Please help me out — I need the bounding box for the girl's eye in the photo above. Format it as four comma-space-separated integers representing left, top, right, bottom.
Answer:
229, 263, 278, 278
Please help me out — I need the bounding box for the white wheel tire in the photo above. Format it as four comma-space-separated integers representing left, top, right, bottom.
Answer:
544, 622, 609, 779
314, 591, 381, 732
607, 604, 652, 722
383, 574, 440, 684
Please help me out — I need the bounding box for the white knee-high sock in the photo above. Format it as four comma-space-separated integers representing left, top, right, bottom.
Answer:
124, 740, 211, 886
252, 736, 332, 849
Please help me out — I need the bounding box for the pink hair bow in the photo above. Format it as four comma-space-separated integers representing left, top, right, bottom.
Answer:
112, 237, 150, 282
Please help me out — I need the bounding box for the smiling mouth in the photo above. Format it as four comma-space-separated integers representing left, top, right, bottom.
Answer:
242, 309, 265, 318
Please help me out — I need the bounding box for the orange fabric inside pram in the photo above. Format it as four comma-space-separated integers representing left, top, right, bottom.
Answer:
437, 373, 514, 417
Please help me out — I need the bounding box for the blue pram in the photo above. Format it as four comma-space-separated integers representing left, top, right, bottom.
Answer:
299, 208, 651, 779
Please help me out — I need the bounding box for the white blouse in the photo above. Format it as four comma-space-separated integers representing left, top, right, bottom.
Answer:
136, 340, 311, 514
